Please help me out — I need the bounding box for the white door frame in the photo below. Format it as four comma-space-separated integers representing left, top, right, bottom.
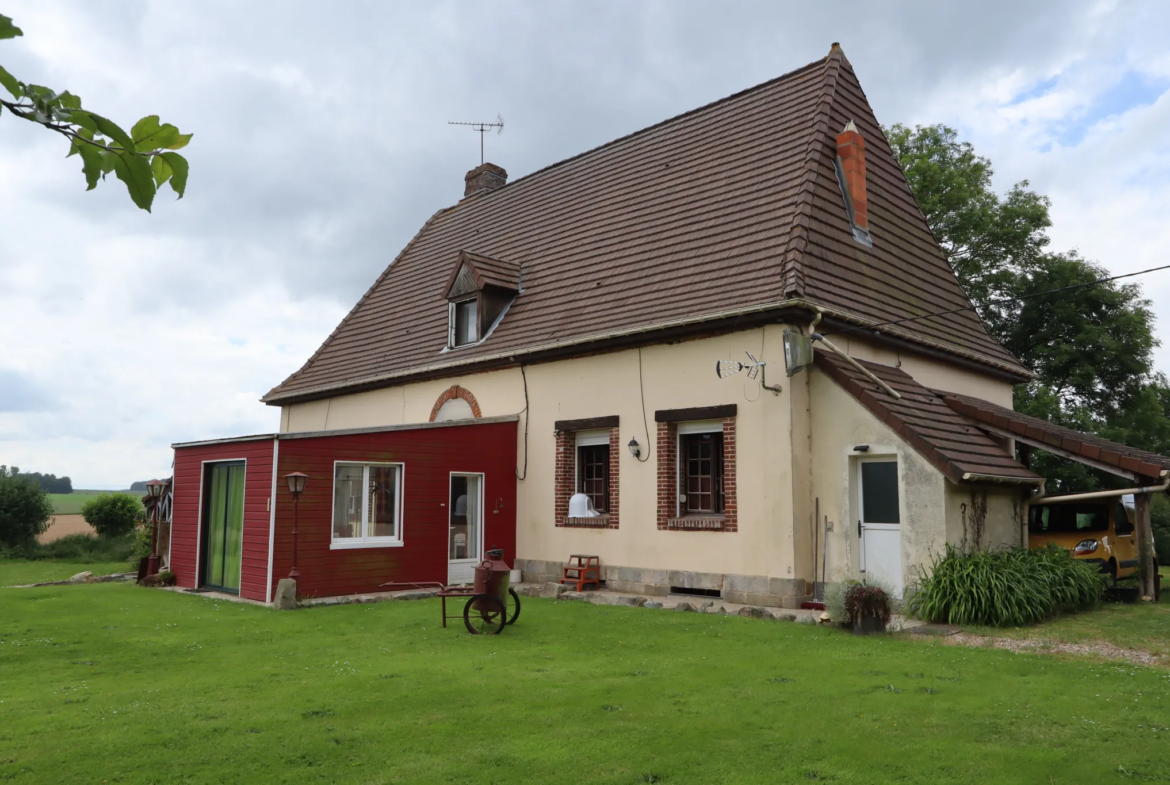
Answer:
855, 455, 903, 598
447, 472, 485, 584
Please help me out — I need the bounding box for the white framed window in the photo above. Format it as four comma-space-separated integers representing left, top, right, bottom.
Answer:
449, 298, 478, 347
676, 420, 724, 517
331, 461, 404, 549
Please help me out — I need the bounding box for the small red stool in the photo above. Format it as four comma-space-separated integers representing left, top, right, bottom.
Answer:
560, 554, 601, 591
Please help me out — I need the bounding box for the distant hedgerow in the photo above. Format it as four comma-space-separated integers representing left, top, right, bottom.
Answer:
907, 544, 1105, 627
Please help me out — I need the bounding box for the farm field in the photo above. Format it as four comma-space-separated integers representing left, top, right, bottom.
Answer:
46, 491, 137, 516
1, 584, 1168, 784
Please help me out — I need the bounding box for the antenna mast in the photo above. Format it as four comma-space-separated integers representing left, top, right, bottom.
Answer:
448, 113, 504, 165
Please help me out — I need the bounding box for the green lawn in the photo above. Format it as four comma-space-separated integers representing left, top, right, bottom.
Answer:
968, 567, 1170, 655
1, 586, 1169, 784
0, 560, 130, 588
47, 491, 136, 515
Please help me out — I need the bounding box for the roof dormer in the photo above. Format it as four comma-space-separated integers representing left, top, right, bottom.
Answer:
443, 251, 520, 349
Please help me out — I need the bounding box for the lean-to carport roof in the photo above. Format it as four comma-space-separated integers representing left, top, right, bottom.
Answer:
940, 393, 1170, 481
264, 44, 1027, 405
815, 351, 1042, 486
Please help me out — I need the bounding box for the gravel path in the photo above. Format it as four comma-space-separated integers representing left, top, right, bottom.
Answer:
944, 632, 1169, 668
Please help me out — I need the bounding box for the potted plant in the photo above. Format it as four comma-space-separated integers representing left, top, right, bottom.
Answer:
845, 583, 892, 635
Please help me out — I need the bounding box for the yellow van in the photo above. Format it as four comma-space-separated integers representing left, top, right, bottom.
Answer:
1028, 497, 1142, 582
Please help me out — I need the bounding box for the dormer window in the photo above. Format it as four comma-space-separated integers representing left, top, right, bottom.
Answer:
443, 251, 521, 350
451, 298, 479, 346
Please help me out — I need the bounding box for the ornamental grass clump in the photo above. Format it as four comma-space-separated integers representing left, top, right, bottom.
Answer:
907, 544, 1106, 627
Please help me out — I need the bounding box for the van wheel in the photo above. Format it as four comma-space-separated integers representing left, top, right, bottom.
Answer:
1107, 559, 1118, 586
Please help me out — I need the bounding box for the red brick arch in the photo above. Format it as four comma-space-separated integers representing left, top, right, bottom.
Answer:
429, 385, 482, 422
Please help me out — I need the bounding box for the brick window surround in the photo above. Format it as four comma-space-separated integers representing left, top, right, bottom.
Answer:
554, 426, 620, 529
657, 417, 737, 532
428, 385, 482, 422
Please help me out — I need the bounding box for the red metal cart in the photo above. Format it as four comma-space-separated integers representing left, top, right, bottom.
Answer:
380, 548, 520, 634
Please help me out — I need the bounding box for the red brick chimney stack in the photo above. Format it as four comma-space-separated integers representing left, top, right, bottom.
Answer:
835, 120, 867, 230
464, 163, 508, 197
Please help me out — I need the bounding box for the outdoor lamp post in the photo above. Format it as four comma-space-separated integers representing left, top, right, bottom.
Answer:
145, 479, 166, 576
284, 472, 308, 580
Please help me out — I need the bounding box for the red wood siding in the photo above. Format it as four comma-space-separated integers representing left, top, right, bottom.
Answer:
170, 439, 275, 602
272, 421, 516, 600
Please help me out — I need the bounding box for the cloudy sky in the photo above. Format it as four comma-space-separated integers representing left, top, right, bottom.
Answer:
1, 0, 1168, 489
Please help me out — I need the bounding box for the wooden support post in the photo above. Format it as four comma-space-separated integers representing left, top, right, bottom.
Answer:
1134, 491, 1157, 601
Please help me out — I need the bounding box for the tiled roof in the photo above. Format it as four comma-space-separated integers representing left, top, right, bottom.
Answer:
463, 252, 521, 292
940, 393, 1170, 480
815, 351, 1041, 485
265, 45, 1026, 404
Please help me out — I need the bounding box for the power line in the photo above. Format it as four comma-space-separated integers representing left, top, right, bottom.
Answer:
823, 262, 1170, 339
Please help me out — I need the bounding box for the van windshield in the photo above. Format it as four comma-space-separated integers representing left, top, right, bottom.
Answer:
1029, 503, 1108, 534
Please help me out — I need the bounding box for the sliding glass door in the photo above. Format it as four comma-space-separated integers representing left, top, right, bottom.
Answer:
201, 461, 245, 594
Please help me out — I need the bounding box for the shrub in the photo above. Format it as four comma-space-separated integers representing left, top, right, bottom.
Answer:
0, 474, 53, 547
844, 584, 892, 625
908, 544, 1105, 627
81, 493, 143, 538
35, 533, 135, 563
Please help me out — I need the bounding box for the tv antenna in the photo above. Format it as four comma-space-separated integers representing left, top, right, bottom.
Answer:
448, 113, 505, 165
716, 352, 782, 395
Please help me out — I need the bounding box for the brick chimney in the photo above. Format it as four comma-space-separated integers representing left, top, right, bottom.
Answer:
464, 163, 507, 197
835, 120, 867, 231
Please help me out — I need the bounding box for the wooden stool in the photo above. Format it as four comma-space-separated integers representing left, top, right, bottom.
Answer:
560, 554, 601, 591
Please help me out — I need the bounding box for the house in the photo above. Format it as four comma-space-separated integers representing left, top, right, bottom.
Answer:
168, 43, 1168, 606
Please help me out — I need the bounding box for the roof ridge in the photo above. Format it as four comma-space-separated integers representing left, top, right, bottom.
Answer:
778, 46, 844, 299
262, 205, 454, 401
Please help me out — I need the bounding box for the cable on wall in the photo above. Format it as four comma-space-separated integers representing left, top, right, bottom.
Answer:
515, 363, 529, 480
636, 347, 652, 462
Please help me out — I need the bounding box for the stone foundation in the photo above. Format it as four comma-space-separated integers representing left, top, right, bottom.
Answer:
514, 558, 810, 609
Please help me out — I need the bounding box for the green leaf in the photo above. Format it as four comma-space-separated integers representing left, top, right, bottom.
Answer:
130, 115, 159, 139
70, 111, 97, 135
76, 144, 103, 190
113, 151, 156, 212
167, 132, 193, 150
0, 14, 23, 40
99, 151, 119, 175
131, 115, 178, 152
150, 153, 173, 186
58, 91, 82, 110
160, 152, 188, 198
85, 112, 134, 153
0, 65, 20, 99
67, 126, 94, 157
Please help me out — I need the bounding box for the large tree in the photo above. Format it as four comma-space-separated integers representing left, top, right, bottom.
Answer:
888, 123, 1168, 493
0, 13, 190, 211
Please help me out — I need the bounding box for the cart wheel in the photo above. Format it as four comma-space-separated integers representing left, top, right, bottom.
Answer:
506, 587, 521, 625
464, 594, 506, 635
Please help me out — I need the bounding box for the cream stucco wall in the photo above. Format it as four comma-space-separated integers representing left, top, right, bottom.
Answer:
807, 368, 948, 592
944, 482, 1027, 553
840, 336, 1015, 408
279, 325, 1020, 592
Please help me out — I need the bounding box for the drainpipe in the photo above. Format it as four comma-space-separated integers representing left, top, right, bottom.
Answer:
810, 332, 902, 400
1029, 475, 1169, 503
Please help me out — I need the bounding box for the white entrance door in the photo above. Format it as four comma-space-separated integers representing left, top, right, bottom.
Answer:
448, 473, 483, 585
858, 458, 903, 598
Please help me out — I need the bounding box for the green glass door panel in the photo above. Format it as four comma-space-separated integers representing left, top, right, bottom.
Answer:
202, 462, 245, 593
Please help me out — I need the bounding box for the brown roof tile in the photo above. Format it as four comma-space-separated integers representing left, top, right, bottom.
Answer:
815, 351, 1042, 486
266, 46, 1027, 404
940, 391, 1170, 480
